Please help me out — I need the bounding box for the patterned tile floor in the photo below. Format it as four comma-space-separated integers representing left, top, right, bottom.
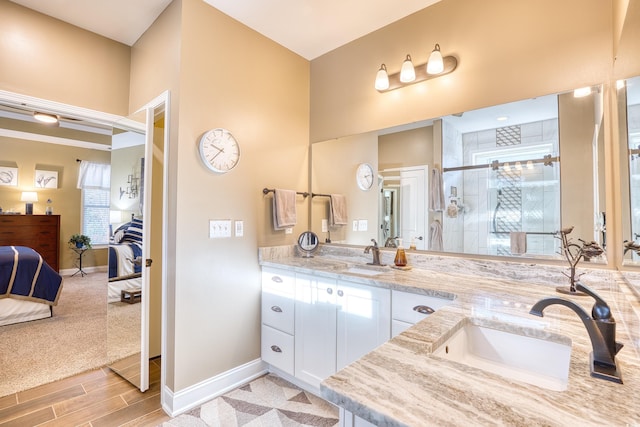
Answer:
162, 374, 339, 427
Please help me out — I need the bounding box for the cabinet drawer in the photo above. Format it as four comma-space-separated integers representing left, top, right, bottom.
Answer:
391, 290, 452, 324
262, 291, 294, 334
262, 267, 295, 294
261, 325, 294, 375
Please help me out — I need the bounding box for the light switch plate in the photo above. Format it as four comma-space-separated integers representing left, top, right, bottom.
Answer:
209, 219, 232, 238
358, 219, 368, 231
235, 220, 243, 237
321, 219, 328, 232
285, 227, 293, 234
352, 220, 358, 231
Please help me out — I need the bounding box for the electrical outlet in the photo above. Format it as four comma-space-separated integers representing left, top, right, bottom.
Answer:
209, 219, 232, 238
285, 227, 293, 234
321, 219, 328, 232
235, 220, 243, 237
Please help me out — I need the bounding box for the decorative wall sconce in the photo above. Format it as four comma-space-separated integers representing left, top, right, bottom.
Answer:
119, 174, 139, 199
375, 43, 457, 92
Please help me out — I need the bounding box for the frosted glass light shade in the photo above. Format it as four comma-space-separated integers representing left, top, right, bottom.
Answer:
426, 44, 444, 74
400, 55, 416, 83
375, 64, 389, 91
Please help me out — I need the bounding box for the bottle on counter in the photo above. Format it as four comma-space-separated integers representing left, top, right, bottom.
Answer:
394, 238, 407, 267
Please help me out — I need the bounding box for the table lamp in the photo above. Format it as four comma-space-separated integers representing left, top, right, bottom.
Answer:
21, 191, 38, 215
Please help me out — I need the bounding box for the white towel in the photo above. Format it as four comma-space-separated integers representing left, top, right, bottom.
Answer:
429, 220, 443, 251
429, 168, 445, 212
329, 194, 347, 226
273, 189, 297, 230
510, 232, 527, 255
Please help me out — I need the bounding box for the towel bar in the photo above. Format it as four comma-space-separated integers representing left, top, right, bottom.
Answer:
262, 188, 309, 198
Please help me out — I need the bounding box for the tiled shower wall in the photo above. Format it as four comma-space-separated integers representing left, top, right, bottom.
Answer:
443, 119, 560, 256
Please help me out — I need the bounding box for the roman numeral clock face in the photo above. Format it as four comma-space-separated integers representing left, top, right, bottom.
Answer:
198, 128, 240, 173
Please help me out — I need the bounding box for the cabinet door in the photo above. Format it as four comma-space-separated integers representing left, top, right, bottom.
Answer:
336, 281, 390, 370
294, 274, 337, 389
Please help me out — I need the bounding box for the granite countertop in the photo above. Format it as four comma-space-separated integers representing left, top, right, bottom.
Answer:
259, 247, 640, 426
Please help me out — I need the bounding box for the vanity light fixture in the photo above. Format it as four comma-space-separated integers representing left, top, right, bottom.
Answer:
400, 55, 416, 83
426, 44, 444, 74
375, 64, 390, 91
375, 43, 457, 93
33, 111, 59, 125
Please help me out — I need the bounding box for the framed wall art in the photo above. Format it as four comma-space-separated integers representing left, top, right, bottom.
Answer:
0, 166, 18, 186
35, 170, 58, 188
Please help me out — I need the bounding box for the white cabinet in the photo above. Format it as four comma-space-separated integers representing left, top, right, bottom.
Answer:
293, 273, 391, 390
391, 290, 452, 337
336, 281, 391, 370
294, 273, 338, 387
261, 267, 296, 375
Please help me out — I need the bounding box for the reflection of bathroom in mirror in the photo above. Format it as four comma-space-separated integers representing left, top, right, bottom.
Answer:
312, 85, 606, 262
621, 76, 640, 263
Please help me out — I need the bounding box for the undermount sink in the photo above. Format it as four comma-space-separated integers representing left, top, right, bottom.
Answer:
344, 265, 388, 276
432, 321, 572, 391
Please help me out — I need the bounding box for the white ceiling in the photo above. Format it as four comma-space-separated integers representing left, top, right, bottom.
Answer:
9, 0, 442, 60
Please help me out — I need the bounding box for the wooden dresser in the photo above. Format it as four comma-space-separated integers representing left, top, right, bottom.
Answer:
0, 215, 61, 272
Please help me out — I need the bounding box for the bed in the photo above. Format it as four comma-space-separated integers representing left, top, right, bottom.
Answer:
108, 218, 143, 303
0, 246, 63, 326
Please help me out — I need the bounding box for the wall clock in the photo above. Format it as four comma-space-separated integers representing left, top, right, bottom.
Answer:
356, 162, 374, 191
198, 128, 240, 173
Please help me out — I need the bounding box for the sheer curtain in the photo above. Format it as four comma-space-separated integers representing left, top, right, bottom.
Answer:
77, 161, 111, 189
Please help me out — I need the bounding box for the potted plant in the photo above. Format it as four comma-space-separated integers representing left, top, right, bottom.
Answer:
68, 234, 92, 249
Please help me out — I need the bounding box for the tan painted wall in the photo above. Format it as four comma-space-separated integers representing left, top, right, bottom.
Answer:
378, 126, 434, 170
0, 0, 130, 115
166, 0, 310, 391
310, 0, 613, 142
0, 136, 110, 269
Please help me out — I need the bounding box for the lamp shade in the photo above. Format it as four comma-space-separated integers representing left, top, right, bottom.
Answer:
374, 64, 389, 91
21, 191, 38, 202
400, 55, 416, 83
426, 44, 444, 75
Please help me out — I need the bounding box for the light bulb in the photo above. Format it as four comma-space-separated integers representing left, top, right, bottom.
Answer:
573, 86, 592, 98
426, 44, 444, 74
375, 64, 389, 91
400, 54, 416, 83
33, 112, 59, 124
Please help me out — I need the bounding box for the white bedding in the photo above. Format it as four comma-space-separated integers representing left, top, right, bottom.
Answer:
0, 298, 51, 326
108, 277, 142, 303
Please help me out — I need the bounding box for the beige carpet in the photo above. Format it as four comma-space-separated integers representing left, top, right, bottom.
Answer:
163, 374, 339, 427
0, 272, 139, 397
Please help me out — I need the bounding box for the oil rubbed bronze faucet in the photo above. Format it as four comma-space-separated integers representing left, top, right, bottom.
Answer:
364, 239, 384, 266
530, 283, 624, 384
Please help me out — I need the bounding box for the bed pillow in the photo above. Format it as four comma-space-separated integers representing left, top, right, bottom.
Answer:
122, 218, 143, 243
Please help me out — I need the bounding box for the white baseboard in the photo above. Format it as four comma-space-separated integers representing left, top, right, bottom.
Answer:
162, 358, 268, 417
60, 265, 108, 276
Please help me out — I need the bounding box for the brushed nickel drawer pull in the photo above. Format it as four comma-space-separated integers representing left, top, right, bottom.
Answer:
271, 306, 283, 313
327, 288, 333, 295
413, 305, 435, 315
271, 276, 283, 283
337, 290, 344, 297
271, 345, 282, 353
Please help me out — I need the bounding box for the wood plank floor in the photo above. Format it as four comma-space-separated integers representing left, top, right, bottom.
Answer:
0, 358, 171, 427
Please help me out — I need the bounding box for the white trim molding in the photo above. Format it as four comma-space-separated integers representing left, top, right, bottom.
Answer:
161, 358, 268, 417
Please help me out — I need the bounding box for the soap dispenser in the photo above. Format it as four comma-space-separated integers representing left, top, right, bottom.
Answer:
394, 238, 407, 267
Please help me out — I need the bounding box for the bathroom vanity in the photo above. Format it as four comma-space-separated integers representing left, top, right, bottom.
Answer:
259, 245, 640, 426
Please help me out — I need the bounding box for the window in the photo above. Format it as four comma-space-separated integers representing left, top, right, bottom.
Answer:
82, 187, 110, 245
77, 161, 111, 246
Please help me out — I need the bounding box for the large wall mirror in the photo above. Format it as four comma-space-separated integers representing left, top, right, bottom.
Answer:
311, 84, 606, 262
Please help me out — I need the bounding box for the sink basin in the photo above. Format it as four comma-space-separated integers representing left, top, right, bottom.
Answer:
344, 266, 386, 276
432, 321, 572, 391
